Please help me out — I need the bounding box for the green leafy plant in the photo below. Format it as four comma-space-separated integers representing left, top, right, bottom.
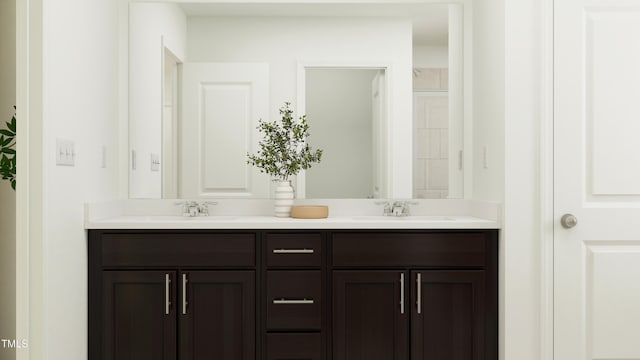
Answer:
247, 102, 323, 181
0, 106, 16, 190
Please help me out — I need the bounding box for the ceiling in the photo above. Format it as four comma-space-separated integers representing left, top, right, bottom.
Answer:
179, 3, 450, 46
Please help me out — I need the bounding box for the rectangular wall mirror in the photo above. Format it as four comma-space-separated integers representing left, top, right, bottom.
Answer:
128, 1, 466, 199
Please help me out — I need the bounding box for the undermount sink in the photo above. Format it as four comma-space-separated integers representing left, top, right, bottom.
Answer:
351, 215, 457, 221
116, 215, 238, 222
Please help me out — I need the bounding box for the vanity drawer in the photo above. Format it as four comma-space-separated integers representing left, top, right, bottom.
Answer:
266, 233, 322, 267
332, 232, 487, 267
266, 333, 322, 360
267, 271, 322, 330
100, 232, 256, 267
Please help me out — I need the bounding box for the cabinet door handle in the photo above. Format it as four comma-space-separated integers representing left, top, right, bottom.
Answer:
182, 273, 188, 315
165, 273, 171, 315
273, 298, 314, 305
272, 248, 314, 254
416, 273, 422, 315
400, 273, 405, 314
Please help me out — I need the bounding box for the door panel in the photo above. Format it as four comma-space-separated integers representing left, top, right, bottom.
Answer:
179, 271, 255, 360
411, 270, 484, 360
102, 271, 176, 360
555, 1, 640, 359
181, 63, 269, 198
332, 271, 407, 360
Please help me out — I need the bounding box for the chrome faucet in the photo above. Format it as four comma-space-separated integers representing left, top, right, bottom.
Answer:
392, 201, 407, 216
376, 200, 418, 217
176, 201, 218, 217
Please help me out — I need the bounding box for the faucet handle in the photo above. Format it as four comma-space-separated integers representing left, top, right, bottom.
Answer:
174, 201, 189, 216
400, 200, 419, 216
374, 200, 393, 216
197, 201, 218, 216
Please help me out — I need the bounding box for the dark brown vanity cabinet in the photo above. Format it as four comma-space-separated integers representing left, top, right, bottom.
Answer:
89, 229, 497, 360
89, 231, 257, 360
331, 231, 497, 360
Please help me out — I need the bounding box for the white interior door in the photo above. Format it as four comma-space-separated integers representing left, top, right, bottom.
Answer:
555, 2, 640, 359
181, 63, 269, 198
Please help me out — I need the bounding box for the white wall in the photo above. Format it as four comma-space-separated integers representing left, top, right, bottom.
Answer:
0, 0, 16, 358
472, 0, 505, 203
413, 44, 448, 68
503, 0, 548, 359
187, 16, 413, 197
17, 0, 124, 358
129, 3, 186, 198
471, 1, 507, 360
472, 0, 549, 360
305, 69, 377, 198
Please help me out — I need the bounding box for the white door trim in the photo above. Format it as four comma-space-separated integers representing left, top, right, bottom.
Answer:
540, 0, 555, 359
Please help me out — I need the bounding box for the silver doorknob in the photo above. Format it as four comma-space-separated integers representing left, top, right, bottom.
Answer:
561, 214, 578, 229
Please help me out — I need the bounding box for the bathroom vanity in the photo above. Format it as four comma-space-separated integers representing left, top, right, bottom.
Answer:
88, 216, 498, 360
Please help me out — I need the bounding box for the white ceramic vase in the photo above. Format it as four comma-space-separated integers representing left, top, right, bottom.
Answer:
274, 180, 295, 217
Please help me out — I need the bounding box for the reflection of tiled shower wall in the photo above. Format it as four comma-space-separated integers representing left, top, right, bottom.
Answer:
413, 68, 449, 199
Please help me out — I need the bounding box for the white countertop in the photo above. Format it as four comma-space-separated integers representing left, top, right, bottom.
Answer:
85, 199, 501, 230
86, 215, 497, 230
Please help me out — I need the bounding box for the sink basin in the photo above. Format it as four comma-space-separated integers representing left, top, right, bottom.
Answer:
351, 215, 456, 221
115, 215, 238, 222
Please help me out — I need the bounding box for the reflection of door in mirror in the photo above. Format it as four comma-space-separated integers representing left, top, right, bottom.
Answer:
129, 2, 187, 199
162, 48, 180, 198
303, 68, 387, 199
180, 63, 270, 198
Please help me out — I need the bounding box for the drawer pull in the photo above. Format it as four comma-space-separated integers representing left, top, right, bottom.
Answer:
165, 273, 171, 315
273, 298, 315, 305
400, 273, 405, 314
273, 248, 314, 254
416, 272, 422, 315
182, 273, 188, 315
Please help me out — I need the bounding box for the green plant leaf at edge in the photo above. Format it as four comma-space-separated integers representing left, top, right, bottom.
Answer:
0, 129, 14, 137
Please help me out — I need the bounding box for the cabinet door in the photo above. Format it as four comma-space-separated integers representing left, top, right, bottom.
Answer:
411, 270, 485, 360
102, 271, 177, 360
333, 271, 407, 360
179, 271, 255, 360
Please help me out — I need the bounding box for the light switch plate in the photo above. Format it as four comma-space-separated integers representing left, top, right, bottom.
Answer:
56, 138, 75, 166
150, 153, 160, 171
